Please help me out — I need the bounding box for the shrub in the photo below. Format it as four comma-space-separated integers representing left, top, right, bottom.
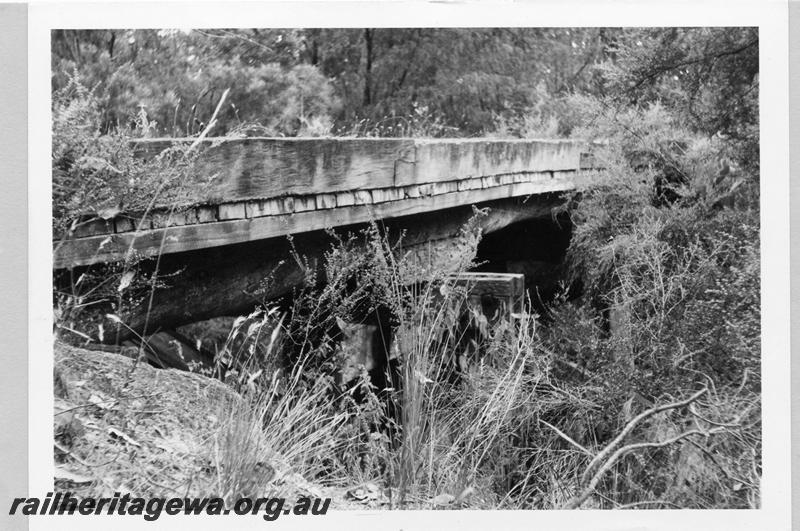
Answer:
539, 101, 760, 508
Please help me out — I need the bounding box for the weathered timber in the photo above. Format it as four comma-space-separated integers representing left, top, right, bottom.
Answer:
56, 138, 593, 267
80, 329, 215, 372
398, 139, 581, 186
133, 137, 417, 201
71, 218, 114, 238
218, 202, 247, 220
130, 137, 586, 204
137, 330, 214, 372
197, 206, 218, 223
54, 176, 577, 268
69, 196, 563, 342
151, 208, 200, 228
114, 216, 138, 233
448, 272, 525, 316
336, 319, 383, 386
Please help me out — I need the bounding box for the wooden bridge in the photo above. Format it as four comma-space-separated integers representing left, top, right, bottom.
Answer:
54, 137, 596, 341
54, 137, 594, 269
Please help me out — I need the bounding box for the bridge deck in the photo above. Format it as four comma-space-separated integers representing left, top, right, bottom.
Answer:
54, 138, 594, 269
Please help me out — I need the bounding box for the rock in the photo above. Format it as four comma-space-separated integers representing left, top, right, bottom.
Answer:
432, 493, 455, 507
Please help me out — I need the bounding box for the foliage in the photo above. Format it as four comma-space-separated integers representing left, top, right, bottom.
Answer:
53, 29, 340, 137
599, 29, 758, 141
52, 74, 215, 237
537, 45, 760, 506
53, 28, 619, 138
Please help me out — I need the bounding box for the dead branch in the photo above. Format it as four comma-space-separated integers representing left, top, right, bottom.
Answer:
564, 426, 725, 509
580, 387, 708, 485
539, 419, 592, 456
187, 88, 230, 155
54, 441, 121, 468
615, 499, 683, 509
689, 403, 742, 428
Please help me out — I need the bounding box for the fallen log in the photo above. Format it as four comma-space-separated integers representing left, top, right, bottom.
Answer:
81, 330, 215, 373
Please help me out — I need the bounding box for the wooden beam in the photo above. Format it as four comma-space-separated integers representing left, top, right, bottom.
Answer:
133, 137, 417, 202
54, 174, 578, 269
128, 137, 587, 206
66, 196, 562, 342
447, 272, 526, 316
402, 139, 581, 186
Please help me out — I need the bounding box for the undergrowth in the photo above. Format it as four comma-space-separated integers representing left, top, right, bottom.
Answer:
202, 218, 558, 508
53, 76, 223, 345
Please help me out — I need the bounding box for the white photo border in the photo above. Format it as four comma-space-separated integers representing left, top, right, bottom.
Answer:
28, 2, 791, 529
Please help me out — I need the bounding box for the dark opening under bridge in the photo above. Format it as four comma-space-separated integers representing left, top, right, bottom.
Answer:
54, 137, 597, 344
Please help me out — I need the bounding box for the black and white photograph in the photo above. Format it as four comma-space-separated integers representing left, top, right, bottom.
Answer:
48, 23, 763, 511
9, 1, 789, 528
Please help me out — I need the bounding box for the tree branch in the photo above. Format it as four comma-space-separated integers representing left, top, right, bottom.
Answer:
539, 419, 592, 456
564, 426, 724, 509
626, 38, 757, 94
580, 387, 707, 485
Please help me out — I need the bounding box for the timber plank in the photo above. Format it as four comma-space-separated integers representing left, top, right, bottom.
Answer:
218, 202, 248, 220
163, 137, 416, 202
404, 185, 421, 199
128, 137, 585, 207
294, 196, 317, 212
335, 192, 356, 207
54, 174, 577, 269
114, 216, 136, 233
315, 194, 337, 210
197, 206, 218, 223
450, 272, 524, 298
71, 218, 114, 238
114, 217, 134, 233
354, 190, 373, 205
249, 198, 285, 217
418, 184, 435, 196
114, 215, 152, 233
150, 209, 199, 229
458, 179, 481, 192
397, 139, 583, 187
432, 181, 459, 195
371, 188, 403, 203
448, 272, 525, 315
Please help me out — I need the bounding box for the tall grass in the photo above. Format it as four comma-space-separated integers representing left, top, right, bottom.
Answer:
198, 217, 565, 507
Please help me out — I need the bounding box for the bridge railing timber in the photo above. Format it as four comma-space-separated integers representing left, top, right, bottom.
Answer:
54, 137, 597, 269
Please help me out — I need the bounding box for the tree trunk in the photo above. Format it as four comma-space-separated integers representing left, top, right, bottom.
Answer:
363, 28, 373, 106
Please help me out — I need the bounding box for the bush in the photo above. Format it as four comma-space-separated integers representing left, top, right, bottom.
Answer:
52, 76, 211, 235
538, 100, 760, 508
